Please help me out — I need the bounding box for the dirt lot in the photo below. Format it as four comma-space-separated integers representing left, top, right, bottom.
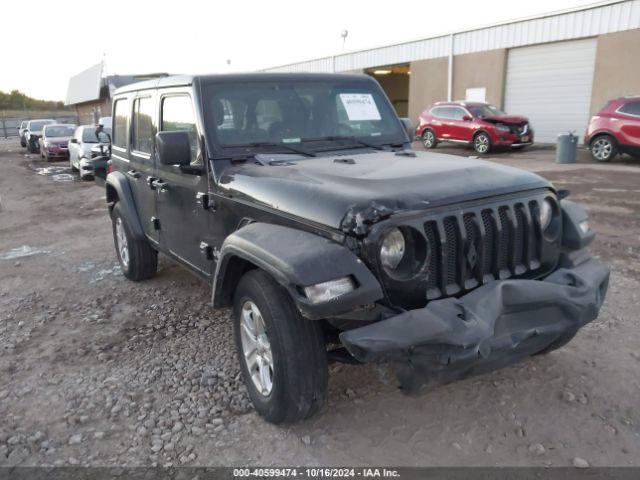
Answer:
1, 138, 639, 468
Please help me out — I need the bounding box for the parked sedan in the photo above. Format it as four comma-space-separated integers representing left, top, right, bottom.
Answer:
415, 102, 533, 154
39, 124, 76, 160
585, 96, 640, 162
68, 125, 111, 180
25, 119, 55, 153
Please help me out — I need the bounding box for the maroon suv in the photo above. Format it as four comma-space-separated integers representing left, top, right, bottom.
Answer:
585, 96, 640, 162
415, 102, 534, 154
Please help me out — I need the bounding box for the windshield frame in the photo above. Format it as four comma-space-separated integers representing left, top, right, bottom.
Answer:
200, 76, 409, 159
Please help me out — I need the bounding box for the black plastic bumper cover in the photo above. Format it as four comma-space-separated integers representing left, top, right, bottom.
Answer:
339, 257, 609, 392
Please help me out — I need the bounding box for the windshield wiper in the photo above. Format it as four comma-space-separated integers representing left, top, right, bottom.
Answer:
301, 135, 390, 151
234, 142, 316, 157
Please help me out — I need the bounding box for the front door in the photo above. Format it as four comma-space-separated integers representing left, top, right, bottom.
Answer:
116, 95, 159, 245
155, 92, 212, 277
447, 106, 474, 142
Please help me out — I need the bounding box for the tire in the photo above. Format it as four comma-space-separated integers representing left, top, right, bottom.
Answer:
70, 156, 78, 172
111, 202, 157, 281
233, 269, 328, 424
590, 135, 617, 162
421, 129, 437, 149
473, 132, 492, 154
20, 138, 26, 147
28, 142, 38, 154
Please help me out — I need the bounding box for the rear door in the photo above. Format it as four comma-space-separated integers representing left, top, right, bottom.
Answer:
155, 90, 212, 277
112, 96, 159, 244
429, 107, 447, 139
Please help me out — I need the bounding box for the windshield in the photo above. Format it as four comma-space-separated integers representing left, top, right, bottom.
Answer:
202, 79, 405, 155
82, 128, 110, 143
467, 104, 505, 117
45, 125, 75, 137
29, 120, 52, 132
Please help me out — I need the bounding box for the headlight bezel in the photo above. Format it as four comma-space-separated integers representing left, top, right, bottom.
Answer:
378, 226, 429, 280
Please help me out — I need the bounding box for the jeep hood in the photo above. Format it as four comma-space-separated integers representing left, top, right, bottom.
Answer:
218, 150, 552, 233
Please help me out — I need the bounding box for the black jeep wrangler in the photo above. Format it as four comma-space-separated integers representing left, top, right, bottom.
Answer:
104, 73, 609, 423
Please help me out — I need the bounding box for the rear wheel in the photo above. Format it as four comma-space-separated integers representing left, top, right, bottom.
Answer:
111, 203, 157, 281
421, 129, 437, 149
474, 132, 492, 154
590, 135, 617, 162
233, 269, 328, 424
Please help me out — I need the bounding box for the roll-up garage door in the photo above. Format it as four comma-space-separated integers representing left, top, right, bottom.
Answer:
504, 38, 597, 144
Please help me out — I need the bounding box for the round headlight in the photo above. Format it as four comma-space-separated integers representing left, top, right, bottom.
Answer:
380, 228, 406, 270
539, 199, 553, 230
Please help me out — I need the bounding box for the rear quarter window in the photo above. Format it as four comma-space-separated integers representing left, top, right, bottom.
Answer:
619, 101, 640, 117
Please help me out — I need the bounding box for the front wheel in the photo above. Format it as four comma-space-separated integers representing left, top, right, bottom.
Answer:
111, 203, 157, 281
474, 132, 492, 154
233, 270, 328, 424
590, 135, 617, 162
421, 129, 437, 149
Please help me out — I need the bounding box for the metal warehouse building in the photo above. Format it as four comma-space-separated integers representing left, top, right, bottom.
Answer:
264, 0, 640, 143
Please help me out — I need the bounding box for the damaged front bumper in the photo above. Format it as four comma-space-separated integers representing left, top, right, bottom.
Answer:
339, 255, 609, 392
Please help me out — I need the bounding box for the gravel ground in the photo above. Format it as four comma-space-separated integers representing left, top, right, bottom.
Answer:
0, 138, 639, 467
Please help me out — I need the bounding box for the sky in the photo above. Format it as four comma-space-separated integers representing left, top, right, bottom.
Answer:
2, 0, 602, 101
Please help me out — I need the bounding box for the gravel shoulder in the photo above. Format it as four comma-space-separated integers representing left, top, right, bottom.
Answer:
1, 139, 639, 467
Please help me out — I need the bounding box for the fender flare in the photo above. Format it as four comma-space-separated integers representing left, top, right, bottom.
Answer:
105, 171, 145, 239
212, 222, 384, 319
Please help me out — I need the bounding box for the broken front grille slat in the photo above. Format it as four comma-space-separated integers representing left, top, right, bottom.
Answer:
422, 199, 542, 300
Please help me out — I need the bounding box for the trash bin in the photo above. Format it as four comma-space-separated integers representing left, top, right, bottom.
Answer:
556, 132, 578, 164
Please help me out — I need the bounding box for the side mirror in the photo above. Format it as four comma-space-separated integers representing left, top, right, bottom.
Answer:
156, 130, 191, 166
399, 118, 414, 139
462, 115, 473, 121
70, 138, 78, 144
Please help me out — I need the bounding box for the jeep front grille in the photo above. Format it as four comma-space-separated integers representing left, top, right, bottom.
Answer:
422, 200, 545, 300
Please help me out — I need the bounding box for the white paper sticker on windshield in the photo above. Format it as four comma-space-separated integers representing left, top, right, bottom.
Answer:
339, 94, 381, 121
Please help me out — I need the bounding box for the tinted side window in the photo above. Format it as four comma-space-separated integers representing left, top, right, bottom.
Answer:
450, 108, 466, 120
620, 101, 640, 116
431, 107, 447, 119
161, 95, 198, 164
113, 99, 128, 149
132, 97, 154, 154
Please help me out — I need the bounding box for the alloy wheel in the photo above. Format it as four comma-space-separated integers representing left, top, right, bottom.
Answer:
240, 300, 274, 396
115, 217, 129, 269
422, 131, 435, 148
592, 138, 612, 161
475, 134, 490, 153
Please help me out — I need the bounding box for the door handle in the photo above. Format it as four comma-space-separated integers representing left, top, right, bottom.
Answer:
127, 169, 141, 179
150, 179, 169, 192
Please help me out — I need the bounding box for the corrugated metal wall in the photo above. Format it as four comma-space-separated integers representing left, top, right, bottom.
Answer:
264, 0, 640, 72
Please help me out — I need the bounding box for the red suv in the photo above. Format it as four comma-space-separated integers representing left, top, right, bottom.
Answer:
585, 96, 640, 162
415, 102, 533, 154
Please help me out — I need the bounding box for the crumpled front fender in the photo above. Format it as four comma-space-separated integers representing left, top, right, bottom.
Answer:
339, 256, 609, 392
